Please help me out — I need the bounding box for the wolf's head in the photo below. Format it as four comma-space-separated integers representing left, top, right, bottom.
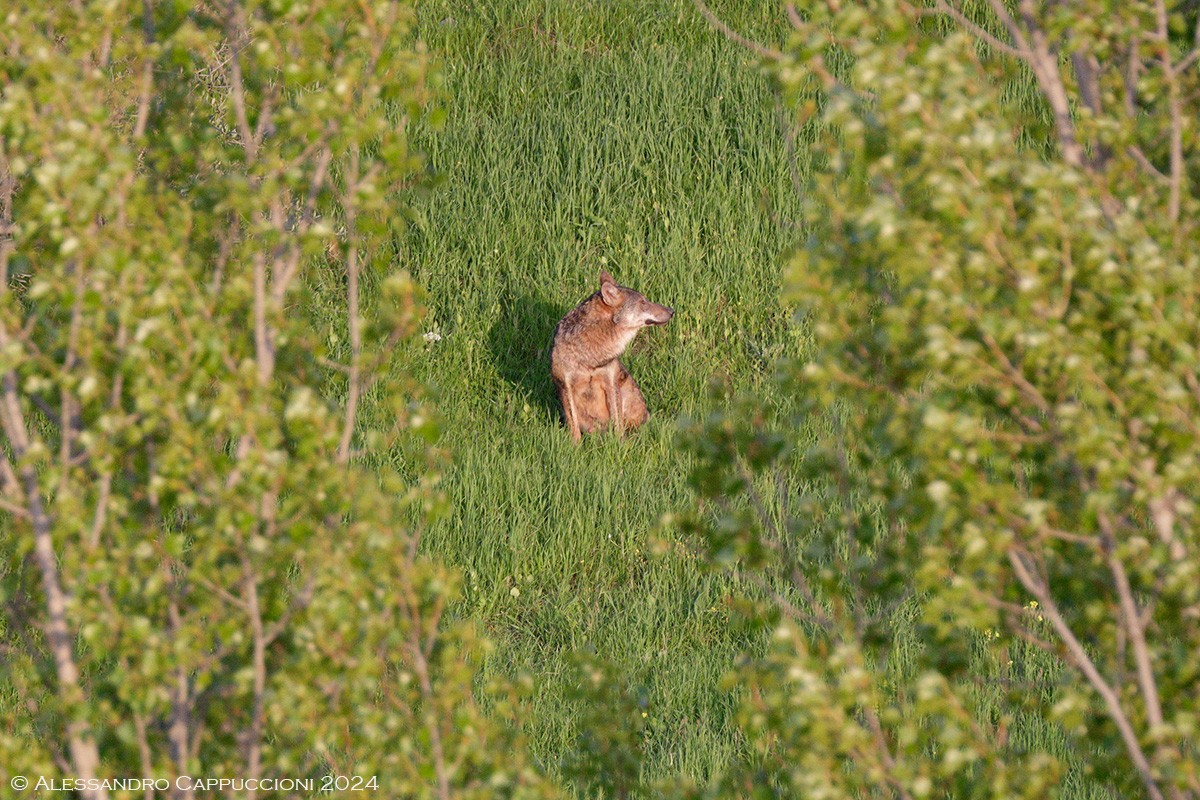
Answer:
599, 271, 674, 330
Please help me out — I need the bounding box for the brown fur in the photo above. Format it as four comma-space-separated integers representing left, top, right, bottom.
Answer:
551, 272, 673, 441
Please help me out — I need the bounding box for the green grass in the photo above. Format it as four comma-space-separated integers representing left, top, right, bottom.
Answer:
396, 0, 799, 785
0, 1, 1133, 794
393, 0, 1112, 794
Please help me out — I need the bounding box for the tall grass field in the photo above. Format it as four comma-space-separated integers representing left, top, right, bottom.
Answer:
390, 0, 1109, 793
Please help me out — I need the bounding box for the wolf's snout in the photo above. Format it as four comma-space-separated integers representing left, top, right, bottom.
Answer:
648, 306, 674, 325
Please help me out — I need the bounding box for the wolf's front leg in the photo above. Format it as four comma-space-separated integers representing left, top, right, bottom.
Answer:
557, 376, 582, 443
604, 364, 623, 438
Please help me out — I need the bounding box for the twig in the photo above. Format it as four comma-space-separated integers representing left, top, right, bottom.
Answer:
1175, 48, 1199, 74
166, 600, 193, 796
976, 327, 1051, 414
87, 313, 128, 551
400, 558, 452, 800
86, 473, 113, 550
863, 704, 916, 800
134, 711, 154, 800
785, 3, 803, 31
337, 152, 362, 464
262, 572, 315, 646
1070, 51, 1103, 116
1015, 0, 1086, 168
926, 0, 1025, 58
240, 554, 267, 797
0, 366, 108, 798
1154, 0, 1185, 224
0, 147, 103, 793
1007, 547, 1165, 800
1123, 36, 1142, 117
1097, 514, 1164, 735
691, 0, 784, 60
252, 252, 273, 385
1128, 145, 1169, 182
983, 0, 1031, 53
59, 259, 87, 499
270, 142, 332, 302
1147, 491, 1185, 561
132, 0, 156, 139
225, 3, 257, 163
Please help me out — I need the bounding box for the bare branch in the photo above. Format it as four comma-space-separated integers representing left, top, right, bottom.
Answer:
1014, 0, 1086, 168
785, 3, 803, 31
134, 712, 154, 800
691, 0, 784, 60
240, 554, 267, 797
976, 326, 1051, 415
225, 4, 257, 163
166, 601, 193, 795
207, 215, 237, 304
251, 85, 277, 153
1071, 51, 1103, 116
1123, 36, 1142, 117
337, 151, 362, 464
927, 1, 1026, 58
1175, 48, 1199, 74
401, 566, 452, 800
1007, 547, 1165, 800
252, 252, 273, 386
983, 0, 1031, 53
733, 454, 835, 627
0, 366, 108, 799
863, 705, 916, 800
1, 150, 101, 784
262, 572, 315, 646
184, 566, 247, 611
86, 473, 113, 550
1148, 490, 1186, 561
132, 0, 156, 139
743, 570, 831, 629
59, 259, 87, 498
1128, 145, 1170, 182
1032, 523, 1099, 549
88, 314, 127, 551
0, 491, 30, 519
1154, 0, 1185, 223
317, 356, 350, 375
1098, 514, 1165, 734
270, 142, 332, 301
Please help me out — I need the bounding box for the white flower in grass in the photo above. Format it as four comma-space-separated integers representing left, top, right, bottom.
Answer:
926, 480, 951, 506
423, 331, 442, 343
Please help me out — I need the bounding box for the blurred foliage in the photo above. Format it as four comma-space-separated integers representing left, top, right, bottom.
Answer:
0, 2, 555, 798
680, 1, 1200, 799
559, 654, 650, 800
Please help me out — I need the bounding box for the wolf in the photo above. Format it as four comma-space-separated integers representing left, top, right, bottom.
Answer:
551, 271, 674, 441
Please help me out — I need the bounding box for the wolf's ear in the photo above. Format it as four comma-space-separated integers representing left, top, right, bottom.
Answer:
599, 271, 621, 305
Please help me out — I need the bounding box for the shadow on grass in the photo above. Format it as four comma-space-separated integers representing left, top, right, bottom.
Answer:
486, 293, 565, 423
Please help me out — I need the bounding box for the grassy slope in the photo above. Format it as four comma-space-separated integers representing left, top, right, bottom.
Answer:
399, 0, 799, 783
